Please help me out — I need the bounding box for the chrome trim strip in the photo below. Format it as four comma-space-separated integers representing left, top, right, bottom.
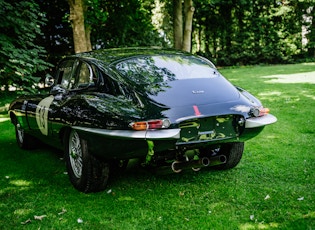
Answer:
245, 114, 277, 128
72, 127, 146, 139
146, 129, 181, 139
72, 126, 181, 140
176, 115, 207, 123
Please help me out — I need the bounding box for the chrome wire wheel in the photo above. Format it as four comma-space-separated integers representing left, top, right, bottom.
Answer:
68, 130, 83, 178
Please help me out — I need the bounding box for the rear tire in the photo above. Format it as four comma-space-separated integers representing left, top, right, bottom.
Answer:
214, 142, 244, 170
65, 129, 110, 193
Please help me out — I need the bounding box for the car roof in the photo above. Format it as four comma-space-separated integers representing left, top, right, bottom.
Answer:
74, 47, 196, 64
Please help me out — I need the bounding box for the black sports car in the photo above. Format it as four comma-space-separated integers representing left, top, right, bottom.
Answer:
9, 48, 277, 193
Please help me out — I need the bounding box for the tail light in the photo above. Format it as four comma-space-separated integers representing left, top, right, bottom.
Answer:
251, 107, 270, 117
129, 119, 171, 131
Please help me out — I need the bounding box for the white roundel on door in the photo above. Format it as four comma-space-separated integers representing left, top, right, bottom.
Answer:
36, 96, 54, 135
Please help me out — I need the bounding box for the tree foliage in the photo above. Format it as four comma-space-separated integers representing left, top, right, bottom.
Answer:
38, 0, 73, 59
88, 0, 165, 48
305, 5, 315, 57
192, 0, 314, 65
1, 0, 314, 92
0, 0, 51, 92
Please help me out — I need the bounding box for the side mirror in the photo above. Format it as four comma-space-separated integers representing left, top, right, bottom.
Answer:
45, 74, 55, 87
50, 85, 68, 96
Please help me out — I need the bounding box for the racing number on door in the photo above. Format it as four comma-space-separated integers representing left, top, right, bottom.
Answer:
35, 96, 54, 136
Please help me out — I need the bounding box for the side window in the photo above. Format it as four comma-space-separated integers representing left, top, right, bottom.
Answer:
99, 71, 121, 96
77, 62, 94, 88
56, 59, 78, 89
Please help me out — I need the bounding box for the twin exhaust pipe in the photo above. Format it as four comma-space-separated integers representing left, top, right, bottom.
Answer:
171, 155, 227, 173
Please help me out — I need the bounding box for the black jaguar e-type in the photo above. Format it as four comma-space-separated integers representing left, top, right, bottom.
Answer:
9, 48, 277, 193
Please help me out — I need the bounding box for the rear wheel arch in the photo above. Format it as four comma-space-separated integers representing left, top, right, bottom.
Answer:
60, 127, 71, 147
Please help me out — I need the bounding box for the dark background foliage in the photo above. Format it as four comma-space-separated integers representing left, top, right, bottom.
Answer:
0, 0, 314, 92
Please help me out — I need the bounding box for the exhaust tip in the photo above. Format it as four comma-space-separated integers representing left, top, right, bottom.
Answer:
201, 157, 210, 167
171, 161, 182, 173
219, 155, 227, 163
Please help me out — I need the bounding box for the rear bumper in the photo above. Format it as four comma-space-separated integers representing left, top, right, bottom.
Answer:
72, 126, 180, 159
71, 114, 277, 160
245, 114, 277, 128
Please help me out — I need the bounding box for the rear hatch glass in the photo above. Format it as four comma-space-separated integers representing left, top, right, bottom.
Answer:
115, 55, 239, 107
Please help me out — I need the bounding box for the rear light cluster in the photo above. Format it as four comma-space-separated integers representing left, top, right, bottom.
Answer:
129, 119, 171, 131
251, 107, 270, 117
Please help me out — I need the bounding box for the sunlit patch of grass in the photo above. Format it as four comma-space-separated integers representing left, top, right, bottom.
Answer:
258, 91, 282, 96
239, 222, 280, 230
14, 209, 32, 216
9, 179, 32, 187
0, 117, 10, 122
303, 94, 315, 100
261, 71, 315, 84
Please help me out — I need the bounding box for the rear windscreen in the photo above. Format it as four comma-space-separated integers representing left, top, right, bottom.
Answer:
115, 55, 218, 84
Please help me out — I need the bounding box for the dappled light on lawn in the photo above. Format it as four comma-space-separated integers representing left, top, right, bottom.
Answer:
262, 71, 315, 84
257, 89, 313, 104
264, 135, 278, 139
303, 92, 315, 100
258, 91, 282, 97
0, 117, 10, 123
0, 177, 33, 198
258, 91, 282, 102
9, 179, 32, 187
239, 222, 280, 230
14, 209, 32, 216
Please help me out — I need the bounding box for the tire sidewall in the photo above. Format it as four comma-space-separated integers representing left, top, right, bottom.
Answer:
15, 124, 24, 149
14, 121, 34, 149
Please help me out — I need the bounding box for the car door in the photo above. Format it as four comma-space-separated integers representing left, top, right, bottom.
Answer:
26, 59, 79, 139
47, 60, 97, 137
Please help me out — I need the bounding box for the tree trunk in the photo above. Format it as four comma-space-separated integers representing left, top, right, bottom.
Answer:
85, 25, 92, 52
182, 0, 194, 52
173, 0, 183, 50
68, 0, 91, 53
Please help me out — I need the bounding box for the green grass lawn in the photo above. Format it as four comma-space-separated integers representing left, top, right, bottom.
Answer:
0, 63, 314, 229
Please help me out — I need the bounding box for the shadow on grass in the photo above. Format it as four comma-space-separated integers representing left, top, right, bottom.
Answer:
0, 118, 68, 196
